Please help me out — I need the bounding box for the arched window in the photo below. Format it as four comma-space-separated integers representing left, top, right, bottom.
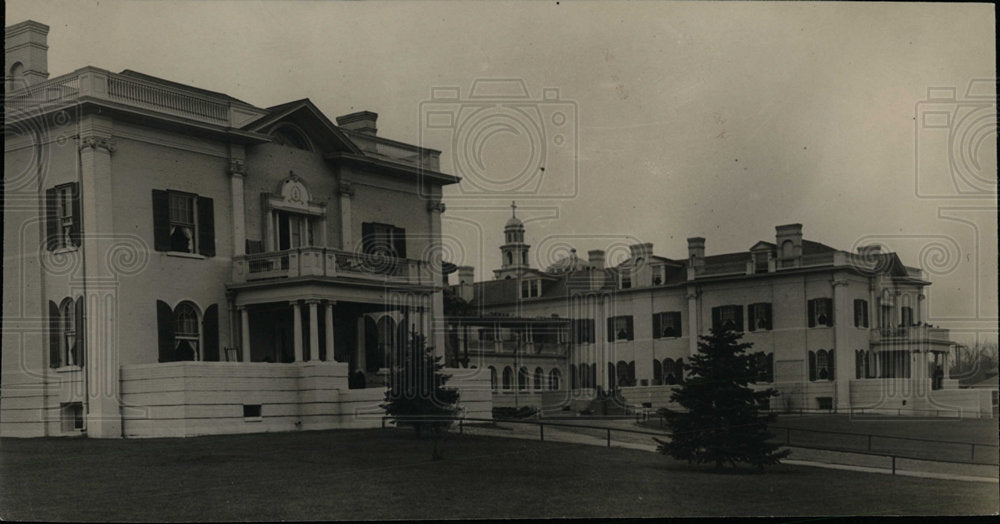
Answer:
173, 302, 200, 361
270, 125, 312, 151
488, 366, 497, 391
781, 240, 794, 259
518, 367, 529, 390
9, 62, 23, 82
506, 252, 513, 265
502, 366, 513, 390
664, 358, 683, 385
549, 369, 561, 390
522, 251, 528, 265
534, 367, 544, 390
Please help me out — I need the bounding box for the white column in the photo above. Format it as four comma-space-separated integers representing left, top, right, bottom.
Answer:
686, 288, 699, 357
229, 157, 247, 256
324, 302, 336, 362
355, 316, 366, 371
240, 306, 251, 362
339, 182, 354, 250
79, 124, 122, 438
307, 300, 319, 362
292, 301, 303, 362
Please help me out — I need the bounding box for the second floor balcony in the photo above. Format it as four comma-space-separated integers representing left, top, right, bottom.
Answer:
231, 247, 435, 286
870, 325, 953, 351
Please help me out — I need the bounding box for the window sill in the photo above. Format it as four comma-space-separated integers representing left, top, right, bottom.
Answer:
50, 246, 80, 256
54, 365, 83, 373
243, 417, 262, 423
165, 251, 206, 260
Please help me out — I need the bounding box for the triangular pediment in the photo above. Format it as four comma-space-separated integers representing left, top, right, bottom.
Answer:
245, 99, 362, 155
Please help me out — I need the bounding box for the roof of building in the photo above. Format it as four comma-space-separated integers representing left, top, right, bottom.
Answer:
118, 70, 256, 106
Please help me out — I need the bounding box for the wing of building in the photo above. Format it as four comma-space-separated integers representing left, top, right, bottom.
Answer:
445, 208, 995, 419
2, 20, 493, 438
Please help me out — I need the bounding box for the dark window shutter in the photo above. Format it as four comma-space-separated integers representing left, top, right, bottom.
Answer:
152, 190, 171, 252
74, 297, 85, 367
361, 222, 375, 254
45, 187, 59, 251
607, 317, 614, 342
392, 227, 406, 258
808, 350, 816, 381
711, 306, 721, 331
197, 196, 215, 257
673, 312, 683, 337
735, 306, 744, 332
69, 183, 82, 248
808, 299, 816, 327
828, 349, 835, 380
157, 300, 175, 362
49, 301, 61, 368
203, 304, 219, 362
626, 316, 634, 340
747, 304, 757, 332
824, 299, 834, 327
652, 313, 661, 339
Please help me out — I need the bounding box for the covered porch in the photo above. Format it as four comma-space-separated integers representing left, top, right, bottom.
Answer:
228, 279, 437, 389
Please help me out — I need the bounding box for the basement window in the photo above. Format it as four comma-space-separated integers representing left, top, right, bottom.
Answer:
243, 404, 262, 420
60, 402, 84, 433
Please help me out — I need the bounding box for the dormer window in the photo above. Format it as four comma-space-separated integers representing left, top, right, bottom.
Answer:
754, 251, 769, 273
620, 269, 632, 289
520, 279, 541, 298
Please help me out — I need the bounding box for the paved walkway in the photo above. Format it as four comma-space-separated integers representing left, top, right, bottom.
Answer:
462, 419, 999, 484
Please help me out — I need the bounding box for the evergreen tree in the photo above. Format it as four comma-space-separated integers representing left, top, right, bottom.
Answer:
381, 327, 460, 459
654, 327, 789, 471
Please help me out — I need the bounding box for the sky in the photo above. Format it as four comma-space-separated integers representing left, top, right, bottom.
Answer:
6, 1, 996, 343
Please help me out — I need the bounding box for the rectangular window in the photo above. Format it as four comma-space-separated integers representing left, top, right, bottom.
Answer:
652, 265, 666, 285
243, 404, 262, 418
152, 190, 215, 256
573, 319, 595, 344
361, 222, 406, 258
607, 315, 634, 341
46, 183, 81, 251
808, 298, 834, 327
711, 305, 743, 332
748, 303, 772, 331
854, 299, 869, 328
620, 270, 632, 289
754, 251, 769, 273
652, 311, 683, 338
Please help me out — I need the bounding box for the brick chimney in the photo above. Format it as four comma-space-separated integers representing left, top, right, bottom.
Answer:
587, 249, 605, 270
687, 237, 705, 266
5, 20, 49, 89
336, 111, 378, 135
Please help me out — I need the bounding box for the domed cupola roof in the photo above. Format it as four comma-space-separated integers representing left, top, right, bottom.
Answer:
545, 248, 587, 274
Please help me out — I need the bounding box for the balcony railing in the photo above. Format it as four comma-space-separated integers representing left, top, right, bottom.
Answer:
232, 247, 434, 285
5, 67, 265, 128
870, 326, 952, 346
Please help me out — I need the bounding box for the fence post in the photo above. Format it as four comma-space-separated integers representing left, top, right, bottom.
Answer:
459, 418, 463, 435
381, 417, 386, 429
867, 434, 872, 452
786, 427, 791, 446
540, 423, 545, 442
970, 443, 975, 461
891, 455, 896, 475
607, 429, 612, 448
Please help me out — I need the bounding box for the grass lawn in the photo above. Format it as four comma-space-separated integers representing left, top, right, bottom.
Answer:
2, 429, 997, 521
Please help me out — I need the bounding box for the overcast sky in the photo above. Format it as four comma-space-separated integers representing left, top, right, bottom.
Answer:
6, 1, 996, 343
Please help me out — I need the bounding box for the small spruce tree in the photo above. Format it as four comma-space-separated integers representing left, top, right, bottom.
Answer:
654, 327, 789, 471
381, 327, 460, 459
